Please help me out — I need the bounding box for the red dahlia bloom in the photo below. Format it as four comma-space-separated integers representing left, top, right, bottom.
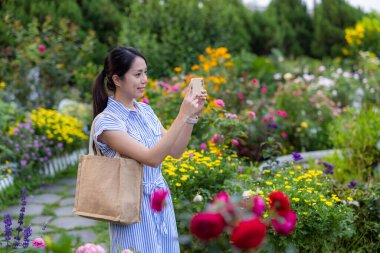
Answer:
190, 212, 226, 241
268, 191, 290, 212
271, 210, 297, 236
230, 218, 267, 250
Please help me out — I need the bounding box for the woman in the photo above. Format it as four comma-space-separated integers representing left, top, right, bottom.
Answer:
92, 47, 207, 252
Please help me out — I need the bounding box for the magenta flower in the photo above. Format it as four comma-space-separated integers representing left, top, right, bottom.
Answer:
37, 45, 46, 53
200, 143, 207, 151
171, 85, 180, 92
237, 93, 245, 99
260, 87, 267, 93
212, 191, 230, 203
268, 115, 275, 121
142, 97, 150, 104
32, 238, 46, 250
211, 134, 224, 143
231, 139, 239, 147
281, 132, 287, 138
151, 188, 169, 212
271, 210, 297, 236
252, 196, 266, 217
252, 79, 258, 84
247, 111, 256, 118
214, 99, 225, 107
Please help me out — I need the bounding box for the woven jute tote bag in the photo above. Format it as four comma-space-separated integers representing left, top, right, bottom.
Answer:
73, 111, 143, 224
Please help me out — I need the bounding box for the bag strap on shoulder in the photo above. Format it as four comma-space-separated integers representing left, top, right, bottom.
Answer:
89, 111, 128, 156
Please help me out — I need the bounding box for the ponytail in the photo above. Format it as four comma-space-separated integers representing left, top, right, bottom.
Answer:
92, 47, 147, 119
92, 71, 108, 119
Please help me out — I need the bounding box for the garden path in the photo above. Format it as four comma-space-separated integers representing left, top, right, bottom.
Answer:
0, 177, 106, 248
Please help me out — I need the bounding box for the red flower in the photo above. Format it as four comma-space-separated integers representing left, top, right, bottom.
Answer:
150, 188, 168, 212
271, 210, 297, 236
260, 87, 267, 93
237, 93, 245, 99
268, 191, 290, 212
212, 191, 230, 203
190, 212, 225, 241
230, 218, 267, 250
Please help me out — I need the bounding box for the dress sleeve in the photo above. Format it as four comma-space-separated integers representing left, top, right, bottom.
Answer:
93, 114, 125, 155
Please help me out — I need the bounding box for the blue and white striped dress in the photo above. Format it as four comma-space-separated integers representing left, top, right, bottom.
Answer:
93, 96, 180, 253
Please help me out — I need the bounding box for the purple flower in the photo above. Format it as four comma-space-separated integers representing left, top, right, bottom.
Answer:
292, 152, 303, 161
20, 160, 27, 166
267, 124, 278, 129
238, 166, 244, 173
22, 226, 32, 248
347, 180, 357, 188
322, 162, 334, 175
57, 142, 63, 148
4, 214, 13, 242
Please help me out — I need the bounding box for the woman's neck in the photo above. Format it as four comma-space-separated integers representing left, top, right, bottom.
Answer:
114, 93, 136, 110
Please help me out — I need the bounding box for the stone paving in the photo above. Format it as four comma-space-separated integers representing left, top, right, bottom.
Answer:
0, 177, 104, 246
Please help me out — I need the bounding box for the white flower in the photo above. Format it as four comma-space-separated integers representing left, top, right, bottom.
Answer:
242, 190, 254, 199
284, 73, 294, 81
193, 194, 203, 202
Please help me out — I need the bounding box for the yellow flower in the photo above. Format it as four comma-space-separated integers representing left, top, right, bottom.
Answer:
292, 198, 300, 202
174, 67, 182, 72
285, 185, 292, 189
7, 168, 12, 174
191, 65, 200, 71
175, 183, 181, 187
5, 160, 9, 164
301, 122, 308, 128
326, 201, 333, 207
347, 197, 353, 201
0, 81, 7, 88
266, 181, 273, 186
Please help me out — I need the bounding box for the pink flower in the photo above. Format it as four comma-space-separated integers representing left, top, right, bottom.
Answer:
32, 238, 46, 250
252, 196, 266, 217
225, 113, 238, 119
268, 115, 275, 121
38, 45, 46, 53
281, 132, 287, 138
260, 87, 267, 93
76, 243, 105, 253
214, 99, 225, 107
276, 110, 288, 117
247, 111, 256, 118
212, 191, 230, 203
271, 210, 297, 236
142, 97, 149, 104
200, 143, 207, 151
211, 134, 224, 144
151, 188, 169, 212
231, 139, 239, 147
252, 79, 258, 84
171, 85, 180, 92
237, 93, 245, 100
159, 81, 170, 90
121, 250, 134, 253
262, 118, 268, 123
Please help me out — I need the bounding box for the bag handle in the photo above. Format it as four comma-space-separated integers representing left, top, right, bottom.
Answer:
89, 111, 128, 156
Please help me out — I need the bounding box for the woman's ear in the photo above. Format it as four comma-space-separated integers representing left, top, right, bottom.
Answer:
112, 75, 121, 87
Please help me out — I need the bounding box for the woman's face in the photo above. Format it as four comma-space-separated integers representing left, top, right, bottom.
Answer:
117, 56, 147, 100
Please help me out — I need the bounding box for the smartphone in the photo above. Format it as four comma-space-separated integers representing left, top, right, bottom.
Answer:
190, 78, 204, 95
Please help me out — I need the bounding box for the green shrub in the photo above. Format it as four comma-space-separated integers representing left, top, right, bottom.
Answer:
327, 106, 380, 183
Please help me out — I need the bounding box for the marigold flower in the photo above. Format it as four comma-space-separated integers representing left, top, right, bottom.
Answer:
230, 218, 267, 250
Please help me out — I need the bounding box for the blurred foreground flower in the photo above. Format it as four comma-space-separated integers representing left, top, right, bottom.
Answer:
76, 243, 105, 253
230, 218, 267, 250
151, 188, 169, 212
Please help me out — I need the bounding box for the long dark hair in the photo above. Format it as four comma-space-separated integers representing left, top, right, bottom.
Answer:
92, 47, 147, 119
